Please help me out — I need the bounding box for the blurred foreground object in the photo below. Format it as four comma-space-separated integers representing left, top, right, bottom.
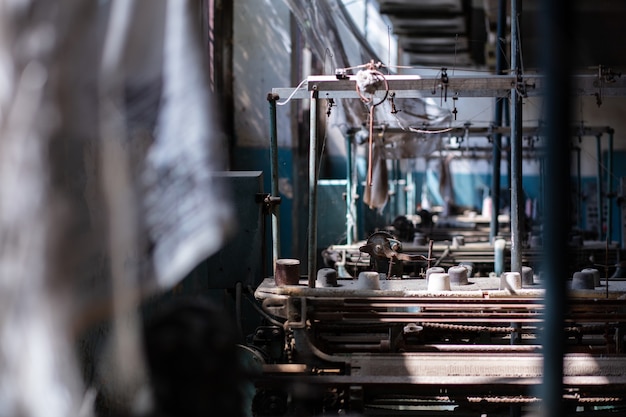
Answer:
0, 1, 232, 416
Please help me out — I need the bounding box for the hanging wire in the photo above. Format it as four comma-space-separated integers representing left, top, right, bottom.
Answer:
367, 105, 375, 186
580, 143, 621, 184
317, 113, 330, 183
324, 47, 333, 75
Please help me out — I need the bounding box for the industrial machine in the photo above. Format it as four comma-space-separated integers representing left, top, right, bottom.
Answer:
248, 70, 626, 416
250, 238, 626, 416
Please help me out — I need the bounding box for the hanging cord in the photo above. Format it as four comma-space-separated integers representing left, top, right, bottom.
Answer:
354, 61, 390, 186
367, 105, 375, 186
276, 78, 308, 106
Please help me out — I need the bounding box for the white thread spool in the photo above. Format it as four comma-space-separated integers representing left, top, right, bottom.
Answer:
581, 268, 600, 287
427, 273, 451, 291
494, 238, 506, 276
521, 266, 534, 286
357, 271, 380, 290
448, 265, 469, 285
425, 266, 445, 282
571, 271, 595, 290
316, 268, 338, 287
500, 271, 522, 291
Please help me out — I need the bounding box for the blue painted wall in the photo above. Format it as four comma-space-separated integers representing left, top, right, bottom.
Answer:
232, 145, 625, 258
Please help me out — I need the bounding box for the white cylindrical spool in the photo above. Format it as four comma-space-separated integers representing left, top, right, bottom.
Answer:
521, 266, 534, 286
500, 271, 522, 291
448, 265, 469, 285
357, 271, 380, 290
459, 262, 474, 278
427, 273, 451, 291
316, 268, 338, 287
425, 266, 445, 282
571, 271, 595, 290
581, 268, 600, 287
494, 238, 506, 276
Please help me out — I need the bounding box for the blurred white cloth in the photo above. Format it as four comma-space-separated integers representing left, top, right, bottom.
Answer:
0, 1, 232, 415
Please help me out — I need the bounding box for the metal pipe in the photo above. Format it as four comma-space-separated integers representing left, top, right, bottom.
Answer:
308, 90, 319, 288
607, 128, 614, 243
596, 134, 603, 240
346, 133, 354, 245
576, 146, 581, 229
394, 160, 401, 219
510, 0, 523, 274
491, 125, 502, 242
268, 93, 281, 273
490, 0, 507, 242
406, 168, 415, 216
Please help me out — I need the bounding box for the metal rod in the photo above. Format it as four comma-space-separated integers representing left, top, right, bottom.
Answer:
576, 146, 581, 229
268, 93, 281, 273
406, 168, 415, 216
308, 90, 319, 288
490, 0, 507, 242
596, 134, 604, 240
346, 133, 354, 245
274, 74, 626, 100
491, 124, 502, 242
510, 0, 523, 274
606, 129, 614, 243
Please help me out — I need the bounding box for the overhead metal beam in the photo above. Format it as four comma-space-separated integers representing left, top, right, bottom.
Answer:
273, 74, 626, 100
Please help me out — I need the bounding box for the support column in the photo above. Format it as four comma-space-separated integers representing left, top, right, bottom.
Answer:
308, 90, 319, 288
346, 132, 355, 245
596, 134, 603, 240
268, 93, 281, 272
539, 0, 572, 413
490, 0, 507, 242
606, 129, 614, 243
510, 0, 523, 274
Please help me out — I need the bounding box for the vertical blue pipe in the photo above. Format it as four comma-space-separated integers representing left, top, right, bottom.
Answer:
268, 93, 281, 273
308, 90, 319, 288
596, 134, 603, 240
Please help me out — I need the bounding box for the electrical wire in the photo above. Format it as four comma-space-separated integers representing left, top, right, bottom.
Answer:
276, 78, 308, 106
244, 286, 284, 327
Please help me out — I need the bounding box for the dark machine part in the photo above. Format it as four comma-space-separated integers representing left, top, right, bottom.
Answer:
250, 325, 285, 363
359, 231, 431, 277
391, 215, 415, 242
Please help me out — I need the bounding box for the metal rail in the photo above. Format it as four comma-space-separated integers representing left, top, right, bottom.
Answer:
273, 74, 626, 100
